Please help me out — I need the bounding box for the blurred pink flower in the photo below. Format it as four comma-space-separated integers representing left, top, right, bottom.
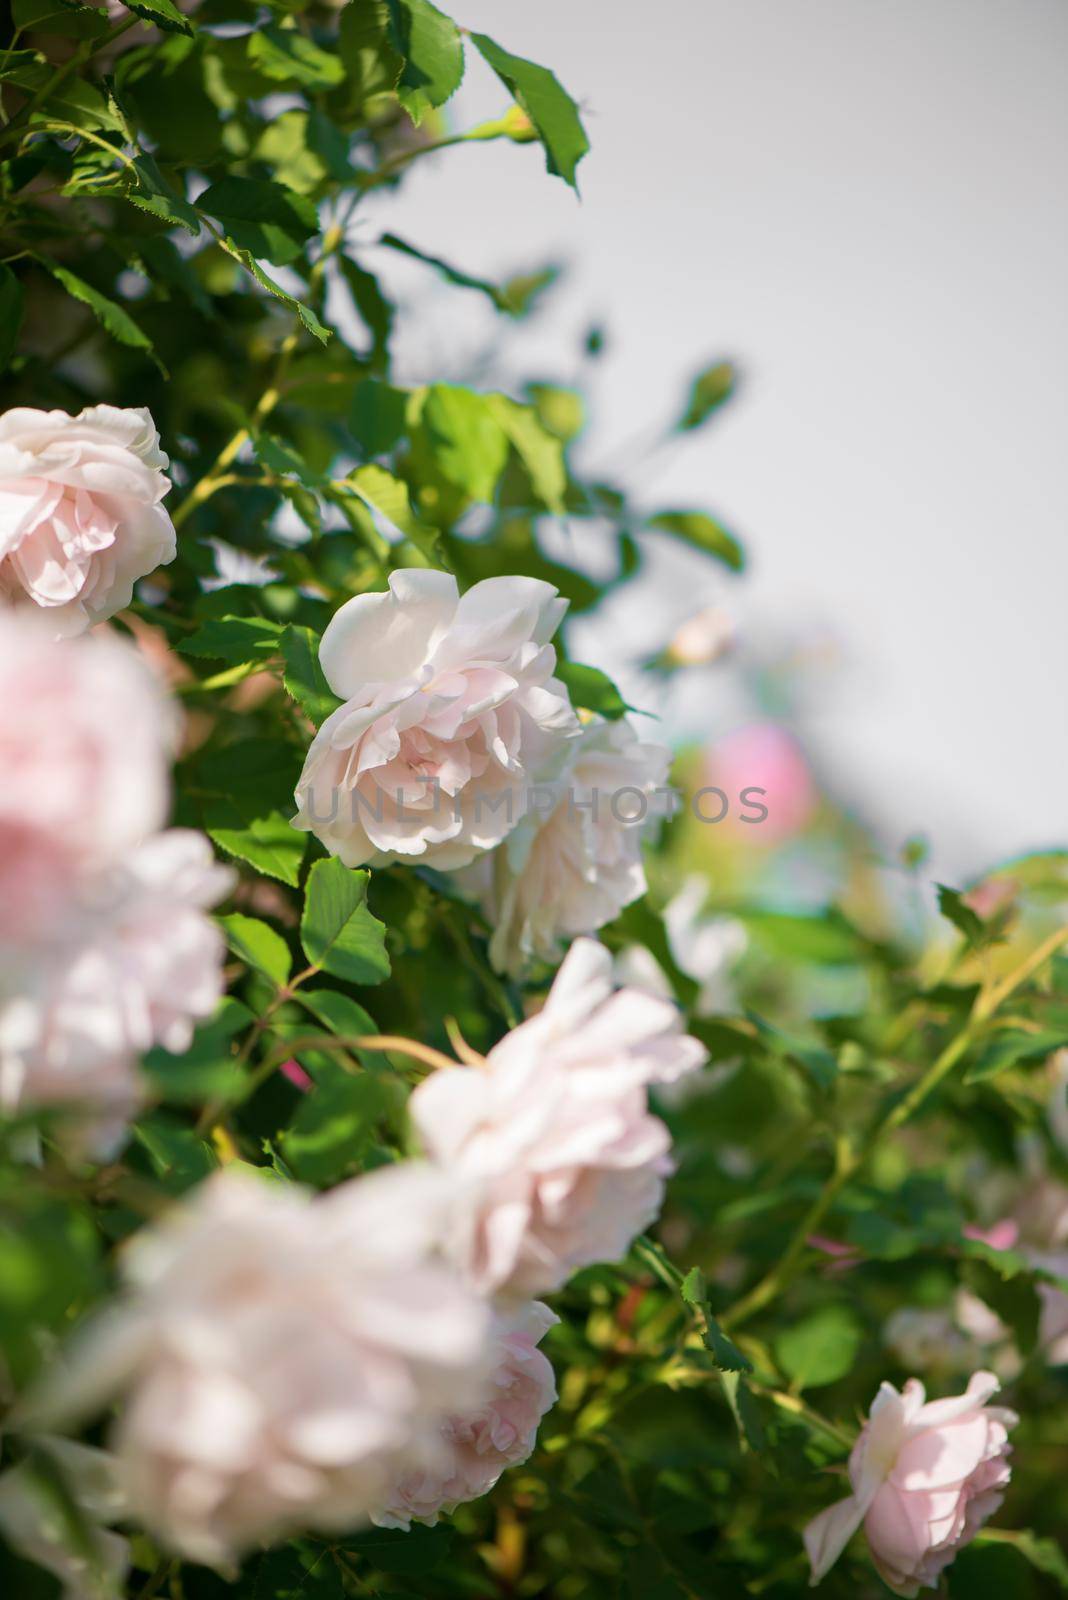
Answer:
704, 722, 816, 843
805, 1370, 1017, 1596
0, 613, 174, 946
0, 405, 175, 636
0, 831, 232, 1146
374, 1300, 557, 1528
410, 937, 706, 1297
27, 1166, 494, 1568
279, 1058, 313, 1092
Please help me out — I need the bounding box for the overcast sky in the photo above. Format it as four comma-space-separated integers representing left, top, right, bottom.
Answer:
364, 0, 1068, 879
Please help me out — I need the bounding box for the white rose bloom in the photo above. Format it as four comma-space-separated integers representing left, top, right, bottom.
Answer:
0, 612, 175, 948
373, 1300, 558, 1530
0, 405, 176, 636
0, 831, 232, 1141
410, 938, 707, 1297
292, 569, 579, 870
26, 1166, 495, 1569
459, 717, 670, 976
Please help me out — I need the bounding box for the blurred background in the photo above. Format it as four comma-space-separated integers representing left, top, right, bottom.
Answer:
360, 0, 1068, 884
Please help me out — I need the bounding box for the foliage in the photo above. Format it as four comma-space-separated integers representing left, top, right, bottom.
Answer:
2, 3, 1067, 1597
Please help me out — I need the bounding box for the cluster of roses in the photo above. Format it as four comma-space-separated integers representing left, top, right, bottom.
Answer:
0, 403, 1021, 1598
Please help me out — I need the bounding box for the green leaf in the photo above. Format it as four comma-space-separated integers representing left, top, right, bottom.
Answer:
301, 859, 391, 985
680, 1267, 752, 1372
386, 0, 464, 123
216, 238, 330, 343
936, 883, 988, 946
720, 1372, 766, 1453
132, 1111, 217, 1193
347, 463, 446, 566
350, 377, 408, 457
774, 1305, 863, 1389
207, 805, 307, 888
746, 1013, 838, 1092
179, 614, 283, 667
41, 260, 160, 369
420, 384, 510, 502
220, 913, 292, 987
120, 0, 194, 36
676, 361, 735, 431
248, 25, 346, 88
142, 998, 252, 1103
127, 152, 200, 234
198, 177, 318, 267
489, 393, 567, 512
338, 0, 403, 111
556, 660, 631, 720
965, 1026, 1068, 1083
12, 0, 109, 38
379, 232, 548, 317
471, 32, 589, 189
740, 909, 863, 966
0, 264, 24, 374
297, 988, 379, 1048
339, 256, 393, 371
137, 234, 213, 317
648, 510, 744, 572
280, 1058, 385, 1186
281, 624, 343, 728
528, 382, 585, 442
975, 1531, 1068, 1591
256, 109, 352, 196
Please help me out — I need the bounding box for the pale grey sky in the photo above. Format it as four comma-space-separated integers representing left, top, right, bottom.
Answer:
363, 0, 1068, 878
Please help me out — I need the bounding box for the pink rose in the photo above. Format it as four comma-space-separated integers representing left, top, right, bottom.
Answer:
374, 1300, 557, 1528
292, 569, 578, 870
0, 831, 231, 1143
0, 613, 175, 945
459, 717, 670, 976
27, 1166, 494, 1568
409, 938, 706, 1296
0, 405, 176, 635
805, 1371, 1017, 1596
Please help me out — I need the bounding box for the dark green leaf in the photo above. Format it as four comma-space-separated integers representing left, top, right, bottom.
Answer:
198, 177, 318, 267
12, 0, 109, 38
279, 1052, 385, 1186
178, 614, 283, 667
965, 1026, 1068, 1083
0, 264, 24, 374
127, 152, 200, 233
720, 1372, 766, 1452
120, 0, 194, 36
42, 260, 160, 369
339, 256, 393, 371
936, 883, 989, 946
216, 238, 330, 343
680, 1267, 752, 1372
142, 998, 253, 1103
350, 377, 407, 457
281, 624, 343, 727
471, 32, 589, 189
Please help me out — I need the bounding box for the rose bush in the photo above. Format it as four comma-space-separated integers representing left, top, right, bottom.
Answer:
0, 5, 1066, 1599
